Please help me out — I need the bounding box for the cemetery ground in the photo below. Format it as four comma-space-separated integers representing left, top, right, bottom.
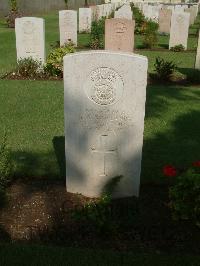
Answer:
0, 12, 200, 265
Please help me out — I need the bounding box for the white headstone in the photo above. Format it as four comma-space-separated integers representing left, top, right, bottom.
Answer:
195, 30, 200, 69
15, 17, 45, 63
115, 4, 132, 20
96, 5, 104, 20
169, 12, 190, 50
79, 8, 92, 33
64, 51, 148, 198
59, 10, 77, 47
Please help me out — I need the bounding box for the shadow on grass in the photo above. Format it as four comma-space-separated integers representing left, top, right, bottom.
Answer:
52, 136, 66, 179
141, 86, 200, 182
177, 67, 200, 84
158, 43, 169, 49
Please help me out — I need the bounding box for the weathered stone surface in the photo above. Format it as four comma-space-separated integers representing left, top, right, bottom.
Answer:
79, 8, 92, 33
195, 30, 200, 69
169, 12, 190, 50
59, 10, 77, 46
15, 17, 45, 63
64, 51, 148, 198
105, 18, 135, 52
158, 9, 172, 34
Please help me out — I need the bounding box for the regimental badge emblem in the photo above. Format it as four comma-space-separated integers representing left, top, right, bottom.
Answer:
84, 67, 124, 106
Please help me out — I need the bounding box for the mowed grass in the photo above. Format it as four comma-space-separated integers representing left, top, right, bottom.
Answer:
0, 79, 199, 182
0, 243, 200, 266
0, 80, 63, 179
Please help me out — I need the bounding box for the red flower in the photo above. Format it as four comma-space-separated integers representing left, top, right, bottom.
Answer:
192, 161, 200, 167
163, 165, 177, 177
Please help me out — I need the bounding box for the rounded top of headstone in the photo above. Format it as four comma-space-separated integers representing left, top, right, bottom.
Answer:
63, 50, 148, 64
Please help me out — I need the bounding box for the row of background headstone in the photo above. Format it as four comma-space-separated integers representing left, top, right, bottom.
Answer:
1, 0, 199, 16
15, 1, 200, 69
0, 0, 104, 16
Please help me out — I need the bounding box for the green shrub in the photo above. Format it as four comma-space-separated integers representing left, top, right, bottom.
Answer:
154, 57, 177, 80
90, 17, 105, 49
71, 195, 116, 234
64, 0, 68, 9
142, 20, 159, 48
71, 176, 123, 235
143, 32, 157, 48
16, 57, 44, 79
169, 165, 200, 227
6, 0, 21, 28
170, 44, 185, 52
131, 5, 146, 34
45, 43, 75, 77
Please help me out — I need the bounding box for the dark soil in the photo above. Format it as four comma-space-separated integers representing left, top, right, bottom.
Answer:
0, 179, 199, 254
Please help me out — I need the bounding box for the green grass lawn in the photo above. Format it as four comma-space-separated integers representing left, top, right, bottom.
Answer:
0, 243, 200, 266
0, 80, 199, 182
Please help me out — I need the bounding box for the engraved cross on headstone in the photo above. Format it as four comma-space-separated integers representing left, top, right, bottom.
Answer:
91, 134, 118, 177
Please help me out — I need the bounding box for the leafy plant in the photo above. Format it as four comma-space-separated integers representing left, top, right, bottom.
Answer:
64, 0, 68, 9
45, 43, 75, 77
71, 176, 124, 235
6, 0, 22, 28
10, 0, 17, 11
84, 0, 89, 7
131, 5, 146, 34
142, 20, 159, 48
16, 57, 44, 79
71, 195, 116, 235
90, 17, 105, 49
170, 44, 185, 52
154, 57, 177, 80
169, 163, 200, 227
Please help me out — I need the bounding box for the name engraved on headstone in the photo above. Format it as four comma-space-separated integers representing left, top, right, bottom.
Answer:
80, 108, 135, 131
63, 15, 73, 40
23, 21, 37, 55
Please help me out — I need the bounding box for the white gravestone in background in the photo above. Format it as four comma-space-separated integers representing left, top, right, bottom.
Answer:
195, 30, 200, 69
64, 51, 148, 198
169, 12, 190, 50
79, 8, 92, 33
15, 17, 45, 63
115, 5, 133, 20
59, 10, 77, 47
185, 8, 195, 25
